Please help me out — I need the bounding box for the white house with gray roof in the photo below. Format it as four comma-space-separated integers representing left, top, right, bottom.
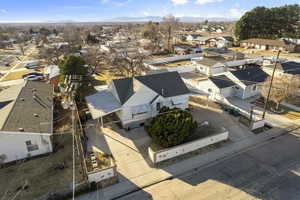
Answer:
85, 72, 190, 129
0, 81, 53, 164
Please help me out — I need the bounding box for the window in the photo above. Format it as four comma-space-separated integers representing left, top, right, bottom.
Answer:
208, 88, 212, 92
156, 102, 161, 111
25, 140, 39, 152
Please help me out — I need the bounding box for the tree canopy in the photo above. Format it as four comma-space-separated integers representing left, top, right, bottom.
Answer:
146, 107, 197, 148
235, 4, 300, 41
59, 54, 87, 76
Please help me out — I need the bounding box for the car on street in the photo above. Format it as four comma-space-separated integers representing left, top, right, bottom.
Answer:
23, 75, 44, 81
22, 72, 43, 79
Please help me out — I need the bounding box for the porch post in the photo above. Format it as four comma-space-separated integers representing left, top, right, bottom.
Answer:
100, 116, 104, 127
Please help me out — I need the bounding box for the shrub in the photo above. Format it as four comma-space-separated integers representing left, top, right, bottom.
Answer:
146, 107, 197, 148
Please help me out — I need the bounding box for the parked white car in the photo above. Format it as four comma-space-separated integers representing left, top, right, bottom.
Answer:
24, 75, 44, 81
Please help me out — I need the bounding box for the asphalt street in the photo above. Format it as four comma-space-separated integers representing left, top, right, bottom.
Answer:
116, 133, 300, 200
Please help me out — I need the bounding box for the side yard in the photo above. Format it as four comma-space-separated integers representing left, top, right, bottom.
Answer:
0, 134, 84, 200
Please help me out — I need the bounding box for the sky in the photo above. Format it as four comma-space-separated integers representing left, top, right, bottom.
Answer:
0, 0, 299, 22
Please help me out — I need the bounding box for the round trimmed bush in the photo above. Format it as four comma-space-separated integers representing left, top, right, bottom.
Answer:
146, 107, 197, 148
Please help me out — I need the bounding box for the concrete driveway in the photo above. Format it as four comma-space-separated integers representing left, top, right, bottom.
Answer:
85, 120, 155, 183
190, 102, 254, 142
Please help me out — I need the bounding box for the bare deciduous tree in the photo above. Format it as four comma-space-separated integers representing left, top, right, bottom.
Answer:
261, 74, 300, 110
39, 45, 67, 65
110, 50, 148, 77
161, 15, 179, 52
84, 47, 109, 75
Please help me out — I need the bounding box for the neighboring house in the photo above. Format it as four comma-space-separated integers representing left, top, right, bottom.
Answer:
198, 75, 236, 102
198, 37, 210, 45
144, 53, 202, 69
0, 81, 53, 164
191, 56, 227, 76
175, 47, 189, 55
263, 61, 300, 77
44, 65, 60, 87
207, 38, 217, 47
204, 48, 245, 60
240, 38, 296, 52
186, 34, 202, 41
216, 36, 234, 48
226, 67, 269, 99
85, 72, 190, 129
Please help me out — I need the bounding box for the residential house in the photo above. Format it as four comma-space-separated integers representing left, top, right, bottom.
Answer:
44, 65, 60, 87
198, 75, 236, 102
204, 48, 245, 60
85, 72, 190, 130
198, 37, 210, 45
216, 36, 234, 48
240, 38, 296, 52
186, 34, 202, 41
226, 67, 269, 99
175, 47, 189, 55
191, 56, 227, 76
263, 61, 300, 77
207, 38, 217, 47
0, 81, 53, 164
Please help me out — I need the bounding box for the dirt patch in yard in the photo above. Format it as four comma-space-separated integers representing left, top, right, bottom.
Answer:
0, 134, 84, 200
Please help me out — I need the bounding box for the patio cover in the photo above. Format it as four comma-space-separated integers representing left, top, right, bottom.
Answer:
85, 89, 121, 119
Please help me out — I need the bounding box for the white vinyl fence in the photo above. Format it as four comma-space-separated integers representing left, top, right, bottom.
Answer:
148, 129, 229, 163
87, 166, 117, 183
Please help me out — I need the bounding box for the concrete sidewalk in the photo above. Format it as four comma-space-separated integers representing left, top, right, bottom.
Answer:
77, 125, 292, 200
226, 97, 297, 128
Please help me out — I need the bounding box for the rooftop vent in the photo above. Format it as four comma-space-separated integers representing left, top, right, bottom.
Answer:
20, 98, 25, 101
33, 113, 39, 117
18, 128, 24, 132
32, 88, 37, 92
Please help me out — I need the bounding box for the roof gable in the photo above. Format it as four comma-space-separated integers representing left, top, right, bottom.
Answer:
209, 75, 236, 89
112, 78, 134, 105
135, 72, 190, 97
112, 72, 190, 105
230, 67, 268, 86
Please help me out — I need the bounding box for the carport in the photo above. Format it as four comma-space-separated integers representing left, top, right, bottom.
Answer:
85, 88, 121, 127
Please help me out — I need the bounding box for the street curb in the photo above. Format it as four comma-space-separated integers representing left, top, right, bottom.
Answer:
109, 128, 296, 200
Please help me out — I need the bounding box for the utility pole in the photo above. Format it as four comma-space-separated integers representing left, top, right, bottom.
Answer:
71, 90, 76, 200
262, 50, 281, 119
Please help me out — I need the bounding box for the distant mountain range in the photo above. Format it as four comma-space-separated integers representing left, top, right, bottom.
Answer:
109, 16, 237, 22
0, 16, 237, 26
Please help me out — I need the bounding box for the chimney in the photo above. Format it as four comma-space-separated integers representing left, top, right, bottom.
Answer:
161, 88, 164, 96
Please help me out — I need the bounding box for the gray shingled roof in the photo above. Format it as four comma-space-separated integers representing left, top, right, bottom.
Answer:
280, 62, 300, 75
1, 81, 53, 134
112, 78, 133, 105
230, 67, 268, 86
209, 75, 236, 89
113, 72, 190, 105
135, 72, 190, 97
